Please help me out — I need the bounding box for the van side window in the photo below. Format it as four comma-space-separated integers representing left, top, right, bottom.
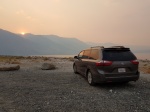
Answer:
78, 51, 84, 58
89, 49, 99, 60
83, 50, 90, 59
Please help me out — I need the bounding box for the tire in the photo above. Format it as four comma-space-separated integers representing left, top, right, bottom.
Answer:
87, 71, 95, 86
73, 64, 78, 74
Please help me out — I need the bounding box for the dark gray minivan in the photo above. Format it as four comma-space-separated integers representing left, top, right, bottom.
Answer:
73, 46, 140, 86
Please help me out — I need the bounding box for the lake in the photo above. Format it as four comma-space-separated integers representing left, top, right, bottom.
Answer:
36, 53, 150, 60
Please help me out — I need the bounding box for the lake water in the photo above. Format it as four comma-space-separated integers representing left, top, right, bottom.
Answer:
36, 53, 150, 60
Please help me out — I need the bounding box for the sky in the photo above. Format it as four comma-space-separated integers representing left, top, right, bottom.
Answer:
0, 0, 150, 46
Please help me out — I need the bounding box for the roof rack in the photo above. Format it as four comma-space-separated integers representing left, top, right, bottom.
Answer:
104, 46, 130, 51
91, 46, 104, 48
110, 46, 125, 48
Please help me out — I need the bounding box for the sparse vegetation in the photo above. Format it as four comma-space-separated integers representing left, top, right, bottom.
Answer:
139, 59, 150, 74
26, 56, 32, 59
147, 69, 150, 74
0, 56, 25, 61
68, 57, 74, 62
11, 61, 21, 64
0, 56, 22, 64
43, 57, 50, 61
31, 59, 39, 63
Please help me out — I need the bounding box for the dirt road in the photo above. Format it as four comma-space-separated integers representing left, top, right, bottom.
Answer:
0, 58, 150, 112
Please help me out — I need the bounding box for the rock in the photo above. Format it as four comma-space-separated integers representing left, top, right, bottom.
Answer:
71, 91, 73, 93
0, 64, 20, 71
109, 89, 113, 93
41, 63, 56, 70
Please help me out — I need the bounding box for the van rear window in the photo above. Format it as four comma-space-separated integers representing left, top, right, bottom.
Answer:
103, 50, 136, 61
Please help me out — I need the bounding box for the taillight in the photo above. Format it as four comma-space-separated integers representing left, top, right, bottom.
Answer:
131, 60, 139, 65
96, 60, 112, 66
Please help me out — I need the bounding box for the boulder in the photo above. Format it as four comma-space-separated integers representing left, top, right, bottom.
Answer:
0, 64, 20, 71
41, 63, 56, 70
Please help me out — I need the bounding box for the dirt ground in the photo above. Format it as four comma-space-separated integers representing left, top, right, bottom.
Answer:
139, 59, 150, 74
0, 57, 150, 112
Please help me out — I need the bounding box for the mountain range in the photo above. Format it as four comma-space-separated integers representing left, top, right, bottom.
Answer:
0, 28, 149, 56
0, 29, 89, 56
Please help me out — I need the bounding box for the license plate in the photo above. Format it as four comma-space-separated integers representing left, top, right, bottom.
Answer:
118, 68, 126, 73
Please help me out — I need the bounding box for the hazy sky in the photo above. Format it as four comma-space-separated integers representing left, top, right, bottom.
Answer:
0, 0, 150, 46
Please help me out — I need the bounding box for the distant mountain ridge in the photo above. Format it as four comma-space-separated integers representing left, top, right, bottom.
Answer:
0, 29, 149, 56
0, 29, 89, 56
87, 42, 150, 53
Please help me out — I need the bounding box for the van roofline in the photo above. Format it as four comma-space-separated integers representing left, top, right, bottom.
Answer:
103, 48, 130, 51
83, 46, 130, 51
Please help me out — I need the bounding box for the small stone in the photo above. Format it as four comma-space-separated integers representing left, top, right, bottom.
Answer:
109, 89, 113, 93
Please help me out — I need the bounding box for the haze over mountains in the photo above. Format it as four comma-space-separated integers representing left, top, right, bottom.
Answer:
0, 29, 89, 56
0, 29, 149, 56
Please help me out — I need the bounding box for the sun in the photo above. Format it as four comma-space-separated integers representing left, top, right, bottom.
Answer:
21, 32, 25, 35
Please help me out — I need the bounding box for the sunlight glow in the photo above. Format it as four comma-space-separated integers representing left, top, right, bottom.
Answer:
21, 32, 25, 35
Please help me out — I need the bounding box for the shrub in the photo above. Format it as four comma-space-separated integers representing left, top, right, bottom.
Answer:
11, 61, 21, 64
43, 57, 49, 61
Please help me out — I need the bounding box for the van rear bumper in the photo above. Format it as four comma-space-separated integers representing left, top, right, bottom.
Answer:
93, 72, 140, 83
104, 75, 139, 82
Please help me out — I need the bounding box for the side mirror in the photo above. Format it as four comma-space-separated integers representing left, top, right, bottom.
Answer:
74, 56, 78, 59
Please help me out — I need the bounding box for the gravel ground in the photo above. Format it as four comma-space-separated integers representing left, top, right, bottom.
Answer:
0, 58, 150, 112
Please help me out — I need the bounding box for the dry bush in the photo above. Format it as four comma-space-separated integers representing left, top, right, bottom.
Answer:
146, 68, 150, 74
0, 56, 24, 63
0, 56, 10, 62
31, 56, 39, 60
11, 61, 21, 64
31, 59, 39, 63
62, 57, 68, 59
68, 57, 74, 62
26, 56, 32, 59
15, 56, 24, 59
140, 66, 150, 74
43, 57, 49, 61
5, 59, 12, 64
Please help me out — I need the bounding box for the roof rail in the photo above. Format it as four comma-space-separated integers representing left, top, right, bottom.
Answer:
110, 46, 125, 48
91, 46, 104, 48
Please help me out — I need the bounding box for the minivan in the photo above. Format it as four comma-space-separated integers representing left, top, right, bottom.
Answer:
73, 46, 140, 86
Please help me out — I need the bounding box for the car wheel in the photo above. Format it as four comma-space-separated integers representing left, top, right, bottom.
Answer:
87, 71, 95, 86
73, 64, 78, 74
